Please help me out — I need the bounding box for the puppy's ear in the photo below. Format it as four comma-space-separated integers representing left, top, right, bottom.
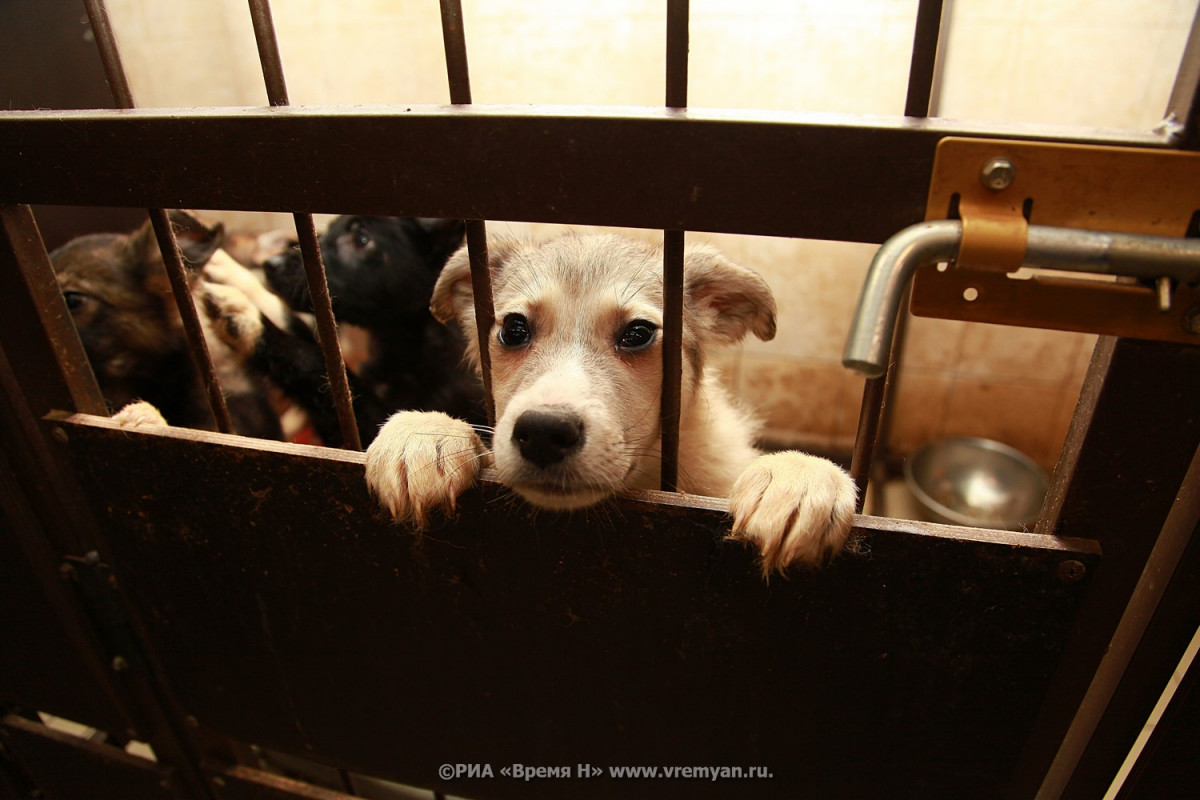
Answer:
168, 210, 225, 271
417, 218, 468, 267
684, 246, 777, 344
430, 236, 521, 327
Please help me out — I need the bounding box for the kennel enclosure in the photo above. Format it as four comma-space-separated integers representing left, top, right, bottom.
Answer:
2, 2, 1199, 799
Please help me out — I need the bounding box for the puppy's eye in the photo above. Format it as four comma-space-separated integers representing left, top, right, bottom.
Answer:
62, 290, 90, 312
617, 320, 658, 351
498, 313, 532, 348
353, 229, 371, 249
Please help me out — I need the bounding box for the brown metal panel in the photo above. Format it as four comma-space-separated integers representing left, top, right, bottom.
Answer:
1008, 338, 1200, 798
1, 715, 177, 800
0, 108, 1169, 245
208, 764, 357, 800
54, 413, 1098, 799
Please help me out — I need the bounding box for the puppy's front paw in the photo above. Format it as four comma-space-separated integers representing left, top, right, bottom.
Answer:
728, 451, 857, 576
199, 282, 263, 357
111, 401, 169, 429
364, 411, 488, 528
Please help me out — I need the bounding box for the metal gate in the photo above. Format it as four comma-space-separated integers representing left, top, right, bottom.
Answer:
1, 2, 1198, 799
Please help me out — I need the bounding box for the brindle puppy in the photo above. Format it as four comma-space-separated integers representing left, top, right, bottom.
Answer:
51, 211, 283, 439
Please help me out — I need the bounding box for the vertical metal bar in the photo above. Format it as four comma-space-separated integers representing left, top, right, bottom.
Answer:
291, 214, 363, 449
1165, 2, 1200, 150
904, 0, 946, 117
0, 204, 107, 418
439, 0, 496, 426
850, 374, 888, 512
660, 0, 689, 492
80, 0, 134, 108
246, 0, 290, 107
665, 0, 690, 110
440, 0, 473, 106
82, 0, 234, 433
247, 0, 363, 450
865, 0, 949, 509
147, 210, 235, 433
660, 231, 685, 492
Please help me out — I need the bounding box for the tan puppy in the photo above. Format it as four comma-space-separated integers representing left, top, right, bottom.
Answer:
365, 234, 856, 574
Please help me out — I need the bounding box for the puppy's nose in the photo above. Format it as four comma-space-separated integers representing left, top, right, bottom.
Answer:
512, 409, 585, 468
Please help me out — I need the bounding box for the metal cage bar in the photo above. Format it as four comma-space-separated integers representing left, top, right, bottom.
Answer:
247, 0, 363, 451
81, 0, 235, 434
440, 0, 496, 427
659, 0, 691, 492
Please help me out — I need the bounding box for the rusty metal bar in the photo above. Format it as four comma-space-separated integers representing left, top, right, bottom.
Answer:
246, 0, 290, 107
440, 0, 473, 106
660, 230, 685, 492
904, 0, 946, 117
0, 107, 1172, 244
1165, 2, 1200, 150
659, 1, 689, 492
147, 209, 235, 433
80, 0, 134, 108
0, 205, 107, 418
82, 0, 234, 433
666, 0, 689, 110
291, 214, 363, 449
247, 0, 362, 450
440, 0, 495, 427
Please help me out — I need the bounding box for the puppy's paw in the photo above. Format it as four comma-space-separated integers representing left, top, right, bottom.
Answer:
199, 282, 263, 357
364, 411, 489, 528
111, 401, 169, 429
728, 451, 857, 576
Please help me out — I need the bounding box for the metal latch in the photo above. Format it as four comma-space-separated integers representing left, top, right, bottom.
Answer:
909, 137, 1200, 341
842, 139, 1200, 378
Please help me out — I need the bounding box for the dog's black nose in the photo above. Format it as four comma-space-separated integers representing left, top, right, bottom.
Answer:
512, 409, 585, 468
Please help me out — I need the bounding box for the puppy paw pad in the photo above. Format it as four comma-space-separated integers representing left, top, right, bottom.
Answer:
364, 411, 488, 528
111, 401, 169, 429
729, 451, 857, 575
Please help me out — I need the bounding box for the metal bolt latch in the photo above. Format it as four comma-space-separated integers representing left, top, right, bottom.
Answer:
980, 157, 1016, 191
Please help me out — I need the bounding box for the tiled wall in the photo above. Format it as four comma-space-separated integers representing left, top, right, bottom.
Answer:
103, 0, 1196, 470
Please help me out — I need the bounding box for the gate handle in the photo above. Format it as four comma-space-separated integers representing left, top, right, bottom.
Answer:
842, 220, 1200, 378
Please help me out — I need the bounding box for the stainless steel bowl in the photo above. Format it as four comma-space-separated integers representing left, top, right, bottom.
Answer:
902, 437, 1049, 530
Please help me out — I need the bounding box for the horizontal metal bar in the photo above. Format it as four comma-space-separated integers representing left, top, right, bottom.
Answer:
843, 221, 1200, 378
0, 106, 1169, 245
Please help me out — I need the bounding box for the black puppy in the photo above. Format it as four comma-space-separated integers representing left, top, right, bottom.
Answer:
257, 216, 485, 446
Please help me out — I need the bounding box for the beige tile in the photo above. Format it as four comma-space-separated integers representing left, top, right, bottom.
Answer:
942, 379, 1063, 472
898, 315, 967, 372
883, 368, 954, 456
957, 323, 1093, 384
737, 356, 844, 445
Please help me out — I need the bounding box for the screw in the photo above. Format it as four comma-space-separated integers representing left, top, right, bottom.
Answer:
981, 157, 1016, 191
111, 656, 129, 672
51, 426, 68, 444
1057, 560, 1087, 583
59, 562, 77, 581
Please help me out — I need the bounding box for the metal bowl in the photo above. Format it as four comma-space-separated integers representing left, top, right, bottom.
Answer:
902, 437, 1049, 530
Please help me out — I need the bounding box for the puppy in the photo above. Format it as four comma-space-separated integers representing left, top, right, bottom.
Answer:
364, 234, 858, 574
51, 211, 284, 440
263, 215, 485, 437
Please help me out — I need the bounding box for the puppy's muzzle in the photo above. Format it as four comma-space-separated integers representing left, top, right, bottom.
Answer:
512, 408, 585, 468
